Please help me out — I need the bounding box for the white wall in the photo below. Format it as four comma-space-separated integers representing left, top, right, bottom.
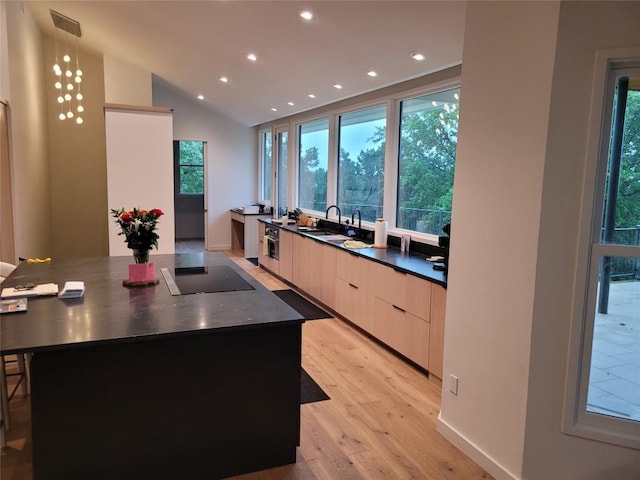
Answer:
522, 2, 640, 479
103, 54, 152, 106
440, 2, 640, 479
4, 1, 52, 260
105, 106, 175, 256
151, 76, 257, 251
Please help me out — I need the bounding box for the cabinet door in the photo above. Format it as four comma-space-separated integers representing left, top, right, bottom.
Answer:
292, 235, 311, 291
428, 284, 446, 380
319, 243, 336, 307
279, 230, 294, 282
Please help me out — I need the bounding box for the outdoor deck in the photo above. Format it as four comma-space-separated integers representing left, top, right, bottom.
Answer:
589, 279, 640, 421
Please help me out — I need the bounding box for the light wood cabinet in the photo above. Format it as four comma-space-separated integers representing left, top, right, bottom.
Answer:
371, 297, 430, 369
319, 243, 336, 306
292, 235, 313, 293
428, 284, 446, 380
369, 261, 433, 370
335, 249, 370, 330
272, 228, 446, 382
292, 235, 336, 306
279, 230, 294, 282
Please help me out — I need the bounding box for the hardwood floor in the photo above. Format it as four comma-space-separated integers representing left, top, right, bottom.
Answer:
0, 252, 492, 480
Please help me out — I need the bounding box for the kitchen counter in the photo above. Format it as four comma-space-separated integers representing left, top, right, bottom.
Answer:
258, 218, 447, 287
1, 253, 304, 479
230, 209, 271, 258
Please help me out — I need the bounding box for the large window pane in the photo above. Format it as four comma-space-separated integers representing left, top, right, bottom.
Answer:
177, 140, 204, 194
298, 118, 329, 213
590, 74, 640, 425
338, 105, 386, 222
276, 130, 288, 217
261, 130, 272, 202
397, 88, 459, 235
589, 255, 640, 422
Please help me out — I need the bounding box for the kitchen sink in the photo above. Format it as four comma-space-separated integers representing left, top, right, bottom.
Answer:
313, 233, 352, 242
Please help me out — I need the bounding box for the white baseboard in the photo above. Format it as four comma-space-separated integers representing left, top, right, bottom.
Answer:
437, 414, 518, 480
207, 244, 231, 251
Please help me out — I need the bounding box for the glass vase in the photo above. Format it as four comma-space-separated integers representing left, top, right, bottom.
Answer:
132, 249, 149, 264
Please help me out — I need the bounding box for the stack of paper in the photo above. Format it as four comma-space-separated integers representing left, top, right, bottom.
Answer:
1, 283, 59, 299
58, 281, 85, 299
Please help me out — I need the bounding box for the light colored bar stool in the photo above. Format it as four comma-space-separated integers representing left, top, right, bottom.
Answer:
0, 353, 31, 434
0, 261, 30, 447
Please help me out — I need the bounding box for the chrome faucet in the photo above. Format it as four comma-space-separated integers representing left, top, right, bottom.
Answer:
351, 209, 362, 230
325, 205, 341, 226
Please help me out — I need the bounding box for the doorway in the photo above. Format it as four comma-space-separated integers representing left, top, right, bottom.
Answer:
173, 140, 207, 252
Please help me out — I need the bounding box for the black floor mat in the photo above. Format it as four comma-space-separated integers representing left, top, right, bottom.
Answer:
273, 289, 331, 320
246, 257, 259, 266
301, 367, 330, 404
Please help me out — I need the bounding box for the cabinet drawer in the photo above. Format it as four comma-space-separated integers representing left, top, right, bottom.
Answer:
371, 262, 407, 309
406, 274, 431, 322
371, 297, 429, 369
335, 278, 370, 330
336, 249, 366, 287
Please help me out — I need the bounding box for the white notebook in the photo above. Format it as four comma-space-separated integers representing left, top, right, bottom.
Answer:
1, 283, 59, 299
58, 281, 85, 299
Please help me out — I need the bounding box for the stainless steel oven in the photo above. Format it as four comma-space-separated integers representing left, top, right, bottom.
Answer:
265, 225, 279, 260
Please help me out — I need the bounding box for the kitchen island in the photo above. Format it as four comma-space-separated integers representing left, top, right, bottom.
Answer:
0, 253, 304, 479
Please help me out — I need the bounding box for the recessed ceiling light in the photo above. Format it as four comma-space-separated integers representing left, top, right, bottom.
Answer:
366, 70, 378, 77
411, 52, 426, 61
197, 94, 204, 100
220, 77, 228, 83
288, 102, 295, 106
333, 84, 343, 89
247, 53, 257, 62
308, 94, 316, 99
300, 10, 314, 21
270, 107, 278, 112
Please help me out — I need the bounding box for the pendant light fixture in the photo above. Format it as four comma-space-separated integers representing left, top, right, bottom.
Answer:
50, 10, 84, 125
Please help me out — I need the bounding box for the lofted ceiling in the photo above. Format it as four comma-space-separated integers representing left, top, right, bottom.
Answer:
26, 1, 467, 127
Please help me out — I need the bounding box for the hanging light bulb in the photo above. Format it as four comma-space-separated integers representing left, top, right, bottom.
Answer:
53, 32, 85, 125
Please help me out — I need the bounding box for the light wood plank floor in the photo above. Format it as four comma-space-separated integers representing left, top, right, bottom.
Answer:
0, 252, 492, 480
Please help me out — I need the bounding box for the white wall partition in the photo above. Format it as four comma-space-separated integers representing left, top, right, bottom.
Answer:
105, 104, 175, 256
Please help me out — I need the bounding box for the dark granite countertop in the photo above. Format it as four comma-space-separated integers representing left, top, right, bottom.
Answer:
0, 253, 303, 354
258, 218, 447, 287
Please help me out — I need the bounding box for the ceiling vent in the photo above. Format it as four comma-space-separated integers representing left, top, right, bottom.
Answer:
50, 10, 82, 38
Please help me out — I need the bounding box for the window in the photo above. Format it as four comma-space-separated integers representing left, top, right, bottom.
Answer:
298, 118, 329, 213
397, 88, 459, 235
565, 56, 640, 449
260, 130, 272, 202
174, 140, 204, 194
276, 129, 288, 217
337, 105, 386, 222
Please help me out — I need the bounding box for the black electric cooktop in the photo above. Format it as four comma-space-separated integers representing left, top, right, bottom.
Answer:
164, 265, 255, 295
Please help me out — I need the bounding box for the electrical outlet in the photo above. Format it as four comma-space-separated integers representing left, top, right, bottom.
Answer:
449, 374, 459, 395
